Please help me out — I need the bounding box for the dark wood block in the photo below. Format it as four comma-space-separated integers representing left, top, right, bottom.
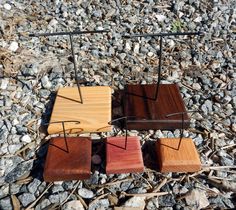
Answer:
44, 137, 91, 182
124, 84, 190, 130
106, 136, 144, 174
156, 138, 201, 172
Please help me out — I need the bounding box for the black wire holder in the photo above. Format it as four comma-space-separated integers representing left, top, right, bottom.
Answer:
29, 29, 109, 104
43, 120, 81, 153
123, 31, 202, 101
165, 110, 198, 150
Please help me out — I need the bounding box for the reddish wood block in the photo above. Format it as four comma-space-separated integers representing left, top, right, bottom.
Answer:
124, 84, 190, 130
106, 136, 144, 174
156, 138, 201, 173
44, 137, 91, 181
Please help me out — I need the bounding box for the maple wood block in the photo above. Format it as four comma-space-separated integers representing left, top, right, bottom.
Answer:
44, 137, 91, 181
156, 138, 201, 173
124, 84, 190, 130
48, 86, 112, 134
106, 136, 144, 174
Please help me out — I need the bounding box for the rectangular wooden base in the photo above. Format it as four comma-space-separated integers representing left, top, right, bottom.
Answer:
156, 138, 201, 173
48, 86, 112, 134
44, 137, 91, 181
106, 136, 144, 174
124, 84, 190, 130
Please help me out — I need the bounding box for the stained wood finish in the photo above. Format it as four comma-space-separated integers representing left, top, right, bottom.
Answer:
48, 87, 112, 134
106, 136, 144, 174
156, 138, 201, 172
44, 137, 91, 181
124, 84, 190, 130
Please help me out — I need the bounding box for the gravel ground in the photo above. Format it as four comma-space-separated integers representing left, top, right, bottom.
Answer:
0, 0, 236, 209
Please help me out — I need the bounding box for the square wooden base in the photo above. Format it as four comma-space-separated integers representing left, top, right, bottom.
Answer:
106, 136, 144, 174
44, 137, 91, 181
156, 138, 201, 173
48, 86, 112, 134
124, 84, 190, 130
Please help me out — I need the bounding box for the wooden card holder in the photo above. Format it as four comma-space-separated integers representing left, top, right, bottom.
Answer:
106, 136, 144, 174
156, 138, 201, 173
44, 137, 91, 181
124, 84, 190, 130
48, 86, 112, 134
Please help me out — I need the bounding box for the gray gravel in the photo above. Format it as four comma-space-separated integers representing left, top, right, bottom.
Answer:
0, 0, 236, 209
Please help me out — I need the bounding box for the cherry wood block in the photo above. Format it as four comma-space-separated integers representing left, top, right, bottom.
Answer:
48, 86, 112, 134
124, 84, 190, 130
106, 136, 144, 174
44, 137, 91, 181
156, 138, 201, 173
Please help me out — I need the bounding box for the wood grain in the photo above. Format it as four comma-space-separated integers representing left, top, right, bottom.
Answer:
44, 137, 91, 181
48, 86, 112, 134
106, 136, 144, 174
156, 138, 201, 172
124, 84, 190, 130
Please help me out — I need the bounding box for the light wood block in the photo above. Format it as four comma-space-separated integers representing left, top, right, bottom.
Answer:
156, 138, 201, 173
106, 136, 144, 174
48, 86, 112, 134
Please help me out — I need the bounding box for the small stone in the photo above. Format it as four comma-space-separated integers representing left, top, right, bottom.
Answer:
133, 43, 140, 54
123, 196, 145, 209
0, 79, 9, 90
78, 188, 94, 199
21, 135, 31, 143
4, 3, 11, 10
62, 200, 84, 210
41, 76, 52, 89
27, 178, 41, 194
185, 189, 209, 209
8, 41, 19, 52
92, 155, 102, 165
49, 192, 68, 203
0, 196, 12, 210
8, 144, 22, 154
231, 123, 236, 132
194, 16, 202, 22
192, 83, 201, 90
18, 193, 36, 207
156, 14, 166, 22
88, 199, 109, 210
5, 160, 34, 183
147, 52, 154, 57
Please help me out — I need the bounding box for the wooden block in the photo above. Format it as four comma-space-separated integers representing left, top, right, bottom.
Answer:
156, 138, 201, 172
106, 136, 144, 174
124, 84, 190, 130
44, 137, 91, 181
48, 86, 112, 134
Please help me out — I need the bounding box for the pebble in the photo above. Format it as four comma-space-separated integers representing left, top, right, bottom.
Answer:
185, 189, 209, 209
88, 199, 109, 210
0, 79, 9, 90
21, 135, 31, 143
8, 41, 19, 52
27, 178, 41, 194
4, 3, 11, 10
78, 188, 94, 199
18, 193, 36, 207
192, 83, 201, 90
62, 200, 84, 210
0, 196, 12, 210
123, 196, 146, 209
41, 76, 52, 89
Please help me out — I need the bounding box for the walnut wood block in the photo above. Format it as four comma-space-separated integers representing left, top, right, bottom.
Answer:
106, 136, 144, 174
48, 87, 112, 134
44, 137, 91, 181
156, 138, 201, 173
124, 84, 190, 130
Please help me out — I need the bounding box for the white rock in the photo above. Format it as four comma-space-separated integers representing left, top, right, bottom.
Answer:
123, 196, 145, 209
185, 189, 209, 209
133, 43, 140, 54
49, 19, 58, 27
8, 41, 19, 52
8, 144, 22, 154
125, 42, 132, 51
4, 3, 11, 10
194, 16, 202, 23
78, 188, 94, 199
21, 135, 31, 143
12, 119, 19, 126
0, 79, 9, 90
62, 200, 84, 210
192, 83, 201, 90
147, 52, 154, 57
156, 14, 166, 22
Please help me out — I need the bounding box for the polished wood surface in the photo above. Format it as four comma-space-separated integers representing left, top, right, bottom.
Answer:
48, 87, 112, 134
156, 138, 201, 172
44, 137, 91, 181
106, 136, 144, 174
124, 84, 190, 130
